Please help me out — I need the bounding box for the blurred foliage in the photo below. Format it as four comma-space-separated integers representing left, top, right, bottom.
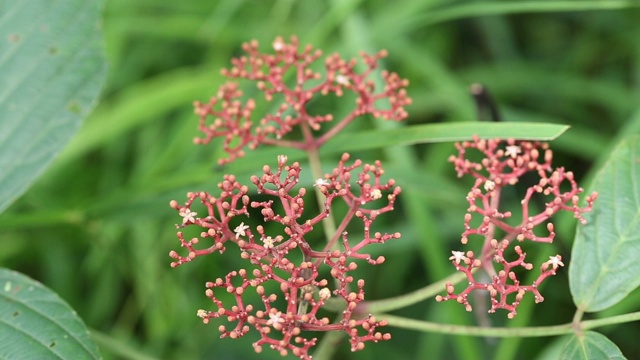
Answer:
1, 1, 640, 359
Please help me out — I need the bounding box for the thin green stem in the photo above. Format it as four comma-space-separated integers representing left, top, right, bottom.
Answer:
582, 311, 640, 330
363, 271, 469, 313
572, 305, 586, 330
305, 142, 337, 246
319, 269, 471, 313
299, 105, 341, 359
379, 311, 640, 337
381, 314, 571, 337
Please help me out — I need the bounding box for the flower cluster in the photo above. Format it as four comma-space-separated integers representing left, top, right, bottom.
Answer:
436, 137, 597, 318
170, 153, 400, 358
193, 35, 411, 164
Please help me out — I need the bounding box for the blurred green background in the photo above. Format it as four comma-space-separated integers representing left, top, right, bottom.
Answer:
2, 0, 640, 359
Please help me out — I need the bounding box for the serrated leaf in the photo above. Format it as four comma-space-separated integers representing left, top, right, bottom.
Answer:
569, 135, 640, 312
560, 331, 626, 360
0, 268, 100, 359
327, 122, 568, 152
0, 0, 107, 212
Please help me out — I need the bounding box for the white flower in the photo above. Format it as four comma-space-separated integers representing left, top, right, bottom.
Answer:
505, 145, 521, 159
484, 180, 495, 191
319, 288, 332, 301
179, 209, 197, 224
267, 311, 284, 326
449, 251, 467, 265
272, 39, 284, 51
370, 189, 382, 200
196, 309, 208, 318
314, 178, 330, 187
545, 255, 564, 270
336, 74, 350, 86
262, 236, 275, 249
234, 222, 250, 239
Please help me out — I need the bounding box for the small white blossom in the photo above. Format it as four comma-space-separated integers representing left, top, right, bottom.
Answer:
336, 74, 350, 86
370, 189, 382, 200
545, 255, 564, 270
196, 309, 208, 318
277, 154, 288, 166
267, 311, 284, 326
234, 222, 250, 239
505, 145, 521, 159
314, 178, 330, 187
319, 288, 332, 301
449, 251, 467, 265
262, 236, 275, 249
179, 209, 197, 224
272, 39, 284, 51
484, 180, 496, 191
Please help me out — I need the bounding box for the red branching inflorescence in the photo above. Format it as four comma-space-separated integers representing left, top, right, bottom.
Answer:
170, 154, 400, 359
168, 175, 250, 266
192, 36, 412, 164
436, 137, 598, 318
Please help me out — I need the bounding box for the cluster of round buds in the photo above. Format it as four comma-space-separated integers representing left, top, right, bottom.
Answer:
169, 154, 400, 358
449, 137, 597, 245
168, 175, 250, 267
193, 36, 412, 164
436, 243, 567, 318
438, 137, 597, 318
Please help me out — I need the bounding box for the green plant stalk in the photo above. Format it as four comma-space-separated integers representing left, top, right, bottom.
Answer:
319, 262, 471, 313
302, 130, 346, 359
302, 128, 338, 246
414, 1, 639, 28
378, 311, 640, 337
572, 305, 586, 327
362, 271, 469, 313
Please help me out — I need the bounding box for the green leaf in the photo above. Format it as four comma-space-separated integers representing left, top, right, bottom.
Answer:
55, 66, 216, 167
0, 0, 107, 213
398, 1, 639, 30
0, 268, 100, 359
559, 331, 626, 360
569, 135, 640, 312
327, 122, 569, 152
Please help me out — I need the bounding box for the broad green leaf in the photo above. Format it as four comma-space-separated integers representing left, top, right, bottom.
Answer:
534, 335, 573, 360
55, 67, 217, 167
0, 0, 107, 212
569, 136, 640, 312
0, 268, 100, 359
559, 331, 626, 360
327, 122, 568, 152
